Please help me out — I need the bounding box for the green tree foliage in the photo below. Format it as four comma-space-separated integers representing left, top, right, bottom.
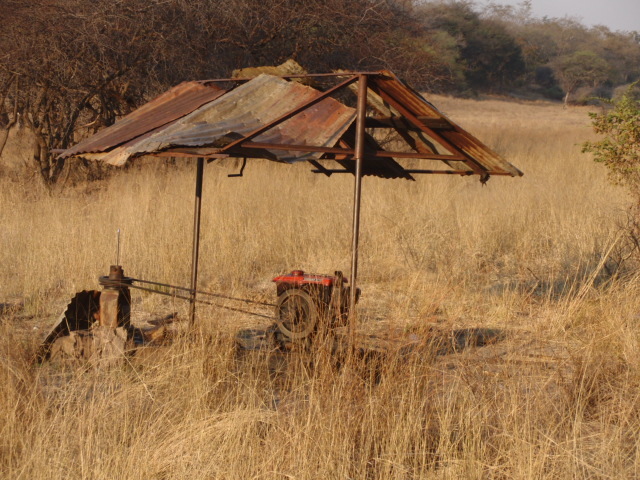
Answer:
494, 13, 640, 102
593, 27, 640, 85
553, 50, 610, 105
583, 85, 640, 201
422, 30, 466, 86
418, 1, 526, 92
462, 20, 526, 91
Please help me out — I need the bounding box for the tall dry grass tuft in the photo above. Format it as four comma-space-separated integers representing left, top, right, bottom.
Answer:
1, 97, 640, 478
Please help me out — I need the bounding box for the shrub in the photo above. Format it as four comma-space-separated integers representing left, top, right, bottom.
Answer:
583, 83, 640, 203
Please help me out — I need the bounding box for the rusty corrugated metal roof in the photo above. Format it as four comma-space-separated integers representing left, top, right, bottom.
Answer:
369, 71, 523, 177
61, 81, 226, 159
76, 75, 355, 166
59, 70, 522, 181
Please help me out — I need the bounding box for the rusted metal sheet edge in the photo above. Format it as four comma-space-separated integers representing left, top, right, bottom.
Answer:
59, 82, 226, 158
440, 130, 524, 177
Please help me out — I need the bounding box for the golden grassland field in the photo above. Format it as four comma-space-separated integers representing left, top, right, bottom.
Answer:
2, 95, 640, 479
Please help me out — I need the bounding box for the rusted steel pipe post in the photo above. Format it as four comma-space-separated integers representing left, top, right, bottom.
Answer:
349, 74, 368, 326
189, 157, 205, 324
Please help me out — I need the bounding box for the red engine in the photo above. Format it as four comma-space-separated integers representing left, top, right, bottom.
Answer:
272, 270, 358, 340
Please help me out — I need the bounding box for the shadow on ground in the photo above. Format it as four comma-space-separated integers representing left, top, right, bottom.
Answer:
235, 323, 505, 358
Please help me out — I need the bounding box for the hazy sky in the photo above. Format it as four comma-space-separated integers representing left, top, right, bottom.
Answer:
477, 0, 640, 32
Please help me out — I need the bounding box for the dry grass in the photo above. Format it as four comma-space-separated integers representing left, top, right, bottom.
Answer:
2, 97, 640, 479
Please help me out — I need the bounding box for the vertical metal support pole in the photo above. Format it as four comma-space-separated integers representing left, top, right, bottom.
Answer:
349, 74, 368, 326
189, 157, 204, 325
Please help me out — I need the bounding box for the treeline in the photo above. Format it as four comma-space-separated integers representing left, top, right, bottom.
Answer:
1, 0, 639, 184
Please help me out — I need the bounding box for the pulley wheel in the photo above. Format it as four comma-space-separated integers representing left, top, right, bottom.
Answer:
275, 289, 318, 340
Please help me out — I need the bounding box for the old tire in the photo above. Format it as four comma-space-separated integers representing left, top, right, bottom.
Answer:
275, 289, 318, 340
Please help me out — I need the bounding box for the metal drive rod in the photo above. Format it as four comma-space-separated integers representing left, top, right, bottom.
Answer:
189, 157, 205, 324
127, 284, 276, 321
349, 74, 368, 323
129, 277, 276, 307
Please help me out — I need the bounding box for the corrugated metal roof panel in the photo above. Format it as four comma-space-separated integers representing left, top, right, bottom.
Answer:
60, 81, 226, 158
60, 70, 522, 181
91, 75, 356, 166
371, 71, 523, 177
